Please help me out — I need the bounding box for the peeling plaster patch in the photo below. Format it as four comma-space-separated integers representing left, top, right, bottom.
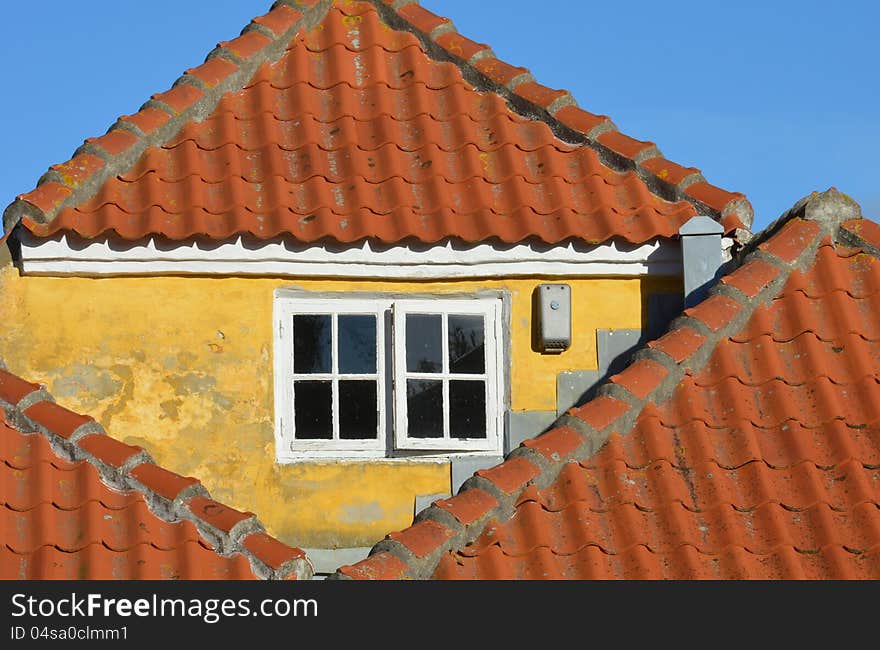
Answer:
50, 363, 122, 404
174, 372, 217, 395
210, 392, 233, 409
160, 399, 181, 420
162, 355, 179, 370
97, 364, 135, 427
338, 501, 384, 525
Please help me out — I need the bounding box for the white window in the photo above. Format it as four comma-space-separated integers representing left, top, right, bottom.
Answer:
274, 294, 504, 460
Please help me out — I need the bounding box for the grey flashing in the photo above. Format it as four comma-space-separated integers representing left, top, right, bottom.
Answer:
556, 370, 600, 416
597, 328, 645, 378
680, 215, 724, 309
505, 410, 556, 451
303, 547, 373, 575
414, 492, 451, 517
646, 293, 684, 341
450, 455, 504, 495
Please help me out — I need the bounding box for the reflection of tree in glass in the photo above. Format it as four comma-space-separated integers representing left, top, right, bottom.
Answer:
449, 327, 478, 359
449, 315, 485, 374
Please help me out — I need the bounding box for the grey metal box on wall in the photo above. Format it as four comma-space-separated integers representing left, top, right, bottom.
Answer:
535, 283, 571, 353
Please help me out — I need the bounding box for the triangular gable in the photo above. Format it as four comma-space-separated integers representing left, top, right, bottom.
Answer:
3, 0, 751, 249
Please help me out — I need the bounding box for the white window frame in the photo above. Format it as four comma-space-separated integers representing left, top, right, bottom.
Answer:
273, 293, 504, 461
274, 298, 389, 459
393, 298, 502, 453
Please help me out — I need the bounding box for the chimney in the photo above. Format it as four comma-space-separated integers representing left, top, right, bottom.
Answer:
679, 216, 724, 308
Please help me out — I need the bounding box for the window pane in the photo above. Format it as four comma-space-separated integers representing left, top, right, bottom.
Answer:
293, 315, 331, 373
450, 380, 487, 439
406, 314, 442, 373
339, 380, 378, 439
293, 380, 332, 439
406, 379, 443, 438
448, 314, 485, 374
338, 315, 377, 374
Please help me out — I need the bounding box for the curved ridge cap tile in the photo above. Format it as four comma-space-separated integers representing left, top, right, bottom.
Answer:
337, 551, 410, 580
388, 0, 752, 233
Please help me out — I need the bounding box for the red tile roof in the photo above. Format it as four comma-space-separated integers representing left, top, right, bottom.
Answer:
335, 189, 880, 580
2, 0, 751, 247
0, 368, 312, 580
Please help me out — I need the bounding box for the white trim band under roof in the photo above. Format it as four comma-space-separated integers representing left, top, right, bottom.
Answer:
16, 232, 684, 278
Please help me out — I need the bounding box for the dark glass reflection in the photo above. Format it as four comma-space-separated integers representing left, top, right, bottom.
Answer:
448, 315, 485, 374
450, 380, 487, 439
293, 314, 331, 373
338, 315, 377, 374
339, 380, 378, 439
406, 379, 443, 438
294, 380, 332, 439
406, 314, 442, 373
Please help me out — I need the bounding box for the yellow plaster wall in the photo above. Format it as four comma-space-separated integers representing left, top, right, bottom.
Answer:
0, 263, 679, 548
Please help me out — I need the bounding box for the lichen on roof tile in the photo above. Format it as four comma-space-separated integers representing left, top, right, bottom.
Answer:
3, 0, 750, 246
334, 189, 880, 580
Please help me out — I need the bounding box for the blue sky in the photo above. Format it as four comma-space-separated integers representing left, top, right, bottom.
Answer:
1, 0, 877, 236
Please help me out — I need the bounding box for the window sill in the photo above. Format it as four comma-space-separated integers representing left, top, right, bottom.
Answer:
275, 450, 503, 464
